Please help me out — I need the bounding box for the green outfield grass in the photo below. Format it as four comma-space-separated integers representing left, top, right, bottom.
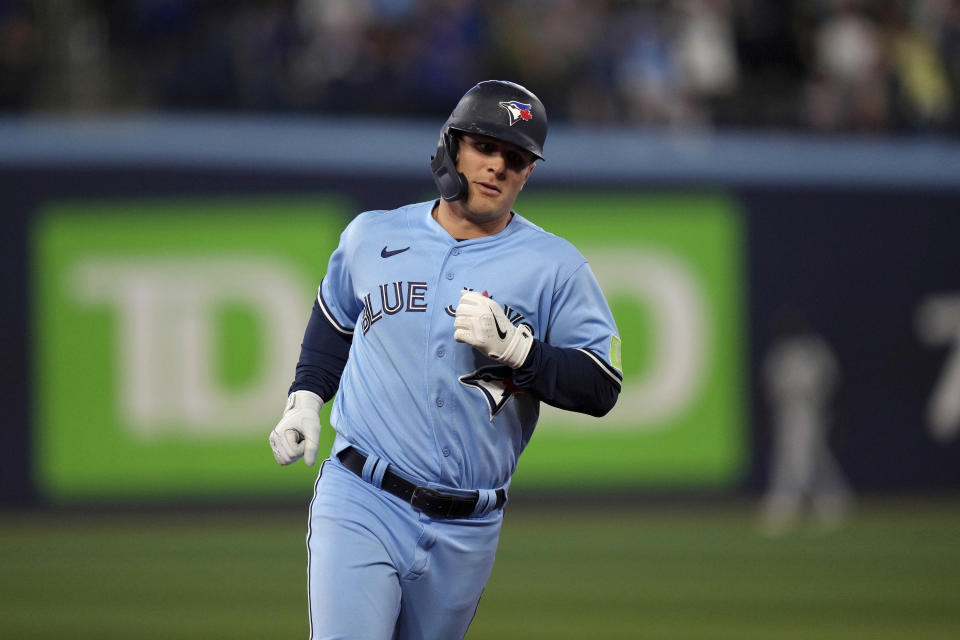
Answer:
1, 499, 958, 639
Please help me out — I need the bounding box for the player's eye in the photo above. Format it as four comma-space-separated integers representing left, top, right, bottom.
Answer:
505, 151, 532, 171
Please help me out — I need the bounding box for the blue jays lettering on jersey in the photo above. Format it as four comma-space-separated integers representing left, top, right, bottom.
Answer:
316, 200, 621, 491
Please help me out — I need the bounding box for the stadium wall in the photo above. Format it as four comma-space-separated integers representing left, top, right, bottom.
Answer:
2, 117, 959, 505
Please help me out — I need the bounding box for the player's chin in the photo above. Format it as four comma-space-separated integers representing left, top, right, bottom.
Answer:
460, 195, 492, 214
469, 188, 513, 212
465, 190, 501, 212
464, 204, 510, 227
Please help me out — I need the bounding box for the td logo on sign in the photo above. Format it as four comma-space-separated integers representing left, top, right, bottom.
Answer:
72, 257, 309, 438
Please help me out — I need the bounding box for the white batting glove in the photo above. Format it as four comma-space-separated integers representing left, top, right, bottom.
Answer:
454, 290, 533, 368
269, 390, 323, 466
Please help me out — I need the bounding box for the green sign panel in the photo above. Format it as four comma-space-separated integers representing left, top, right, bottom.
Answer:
33, 198, 347, 500
511, 192, 746, 488
33, 192, 745, 501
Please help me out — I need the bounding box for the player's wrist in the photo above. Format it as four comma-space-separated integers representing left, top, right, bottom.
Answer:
288, 389, 323, 415
270, 390, 324, 467
497, 325, 533, 368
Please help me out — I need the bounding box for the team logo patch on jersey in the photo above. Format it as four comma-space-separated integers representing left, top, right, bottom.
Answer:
498, 101, 533, 126
459, 365, 520, 420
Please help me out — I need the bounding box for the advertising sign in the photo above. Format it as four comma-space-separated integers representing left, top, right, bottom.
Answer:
33, 192, 746, 500
33, 198, 347, 500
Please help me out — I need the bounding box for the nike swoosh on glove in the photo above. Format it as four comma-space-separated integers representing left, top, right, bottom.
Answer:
454, 290, 533, 368
269, 390, 323, 466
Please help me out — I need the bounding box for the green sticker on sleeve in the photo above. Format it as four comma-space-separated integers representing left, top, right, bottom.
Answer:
609, 335, 623, 371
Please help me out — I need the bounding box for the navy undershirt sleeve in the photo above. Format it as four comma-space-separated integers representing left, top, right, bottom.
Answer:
288, 299, 352, 402
511, 340, 620, 417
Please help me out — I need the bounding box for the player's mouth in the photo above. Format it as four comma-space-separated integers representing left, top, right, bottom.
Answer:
475, 181, 501, 196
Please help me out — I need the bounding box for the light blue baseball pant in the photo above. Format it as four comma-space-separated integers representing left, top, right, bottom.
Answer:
306, 457, 504, 639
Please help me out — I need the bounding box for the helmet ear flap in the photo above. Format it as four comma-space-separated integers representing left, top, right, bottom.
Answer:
430, 129, 468, 202
447, 129, 460, 163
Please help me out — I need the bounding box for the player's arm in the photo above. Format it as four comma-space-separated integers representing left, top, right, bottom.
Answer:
289, 294, 353, 401
454, 289, 621, 417
271, 220, 361, 467
270, 293, 353, 467
511, 340, 620, 417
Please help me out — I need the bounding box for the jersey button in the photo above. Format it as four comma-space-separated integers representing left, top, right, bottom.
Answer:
436, 347, 445, 358
442, 448, 450, 457
445, 272, 454, 280
435, 397, 444, 407
451, 248, 461, 256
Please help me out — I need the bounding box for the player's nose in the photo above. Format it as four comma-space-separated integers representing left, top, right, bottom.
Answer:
486, 152, 507, 177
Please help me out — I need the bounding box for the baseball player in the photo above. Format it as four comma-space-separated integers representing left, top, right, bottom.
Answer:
269, 80, 622, 639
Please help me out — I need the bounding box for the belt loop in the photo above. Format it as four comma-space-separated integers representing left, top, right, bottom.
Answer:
371, 458, 389, 489
361, 454, 383, 487
472, 489, 498, 517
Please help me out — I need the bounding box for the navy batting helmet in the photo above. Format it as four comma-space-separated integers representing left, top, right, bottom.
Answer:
431, 80, 548, 201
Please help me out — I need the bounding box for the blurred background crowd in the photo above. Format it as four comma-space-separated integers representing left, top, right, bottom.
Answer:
2, 0, 959, 134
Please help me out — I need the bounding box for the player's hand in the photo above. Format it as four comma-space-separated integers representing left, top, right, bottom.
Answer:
269, 390, 324, 466
454, 290, 533, 368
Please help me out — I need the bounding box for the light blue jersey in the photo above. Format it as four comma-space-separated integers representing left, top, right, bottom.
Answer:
317, 200, 620, 491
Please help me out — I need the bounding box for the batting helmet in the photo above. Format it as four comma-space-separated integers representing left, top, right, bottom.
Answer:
431, 80, 548, 202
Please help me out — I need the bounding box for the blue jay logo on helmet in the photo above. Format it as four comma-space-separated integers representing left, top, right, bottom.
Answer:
499, 101, 533, 126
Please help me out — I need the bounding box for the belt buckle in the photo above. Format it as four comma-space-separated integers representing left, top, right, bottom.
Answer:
410, 486, 454, 518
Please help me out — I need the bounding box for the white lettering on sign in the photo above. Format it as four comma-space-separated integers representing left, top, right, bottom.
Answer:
541, 248, 708, 431
915, 293, 960, 442
72, 258, 308, 438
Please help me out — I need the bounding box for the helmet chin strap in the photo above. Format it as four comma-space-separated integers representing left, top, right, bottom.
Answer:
430, 130, 469, 202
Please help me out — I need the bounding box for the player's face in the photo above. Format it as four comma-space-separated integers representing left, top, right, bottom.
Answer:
455, 134, 536, 222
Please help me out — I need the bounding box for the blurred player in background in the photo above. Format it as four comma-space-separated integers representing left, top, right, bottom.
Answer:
269, 80, 622, 639
760, 319, 853, 535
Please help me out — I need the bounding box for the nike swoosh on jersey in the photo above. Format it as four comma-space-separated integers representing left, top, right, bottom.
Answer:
492, 314, 508, 339
381, 246, 411, 258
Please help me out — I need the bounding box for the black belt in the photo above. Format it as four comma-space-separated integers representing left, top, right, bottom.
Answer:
337, 447, 506, 519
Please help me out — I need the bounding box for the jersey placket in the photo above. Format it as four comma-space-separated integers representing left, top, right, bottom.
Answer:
425, 242, 467, 487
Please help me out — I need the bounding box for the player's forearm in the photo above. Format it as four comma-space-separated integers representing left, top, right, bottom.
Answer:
512, 340, 620, 417
288, 299, 352, 402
